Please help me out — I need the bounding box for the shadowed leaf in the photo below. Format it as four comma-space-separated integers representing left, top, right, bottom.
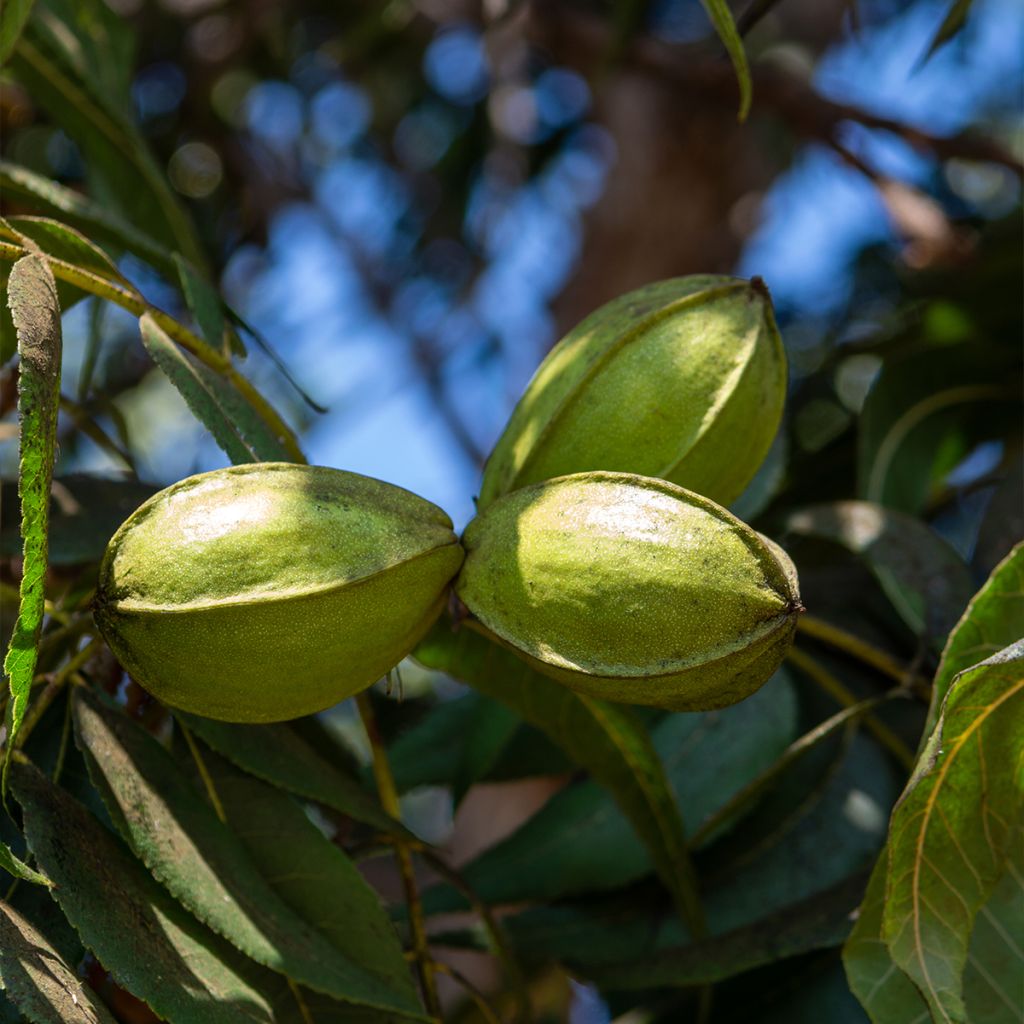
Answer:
72, 690, 426, 1017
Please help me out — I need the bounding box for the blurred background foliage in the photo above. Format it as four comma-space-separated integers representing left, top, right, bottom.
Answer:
1, 1, 1022, 1022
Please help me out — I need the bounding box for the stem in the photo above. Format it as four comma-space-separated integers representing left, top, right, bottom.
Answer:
355, 691, 441, 1020
797, 614, 923, 689
179, 720, 227, 824
786, 647, 915, 770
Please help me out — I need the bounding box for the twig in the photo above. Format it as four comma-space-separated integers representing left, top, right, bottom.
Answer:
356, 691, 441, 1020
432, 960, 501, 1024
178, 719, 228, 824
786, 646, 915, 770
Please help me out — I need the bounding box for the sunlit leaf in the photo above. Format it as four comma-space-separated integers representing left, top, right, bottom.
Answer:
73, 690, 426, 1017
929, 541, 1024, 736
139, 311, 256, 464
883, 641, 1024, 1023
0, 0, 34, 62
2, 255, 61, 795
418, 622, 706, 937
0, 899, 116, 1024
921, 0, 974, 64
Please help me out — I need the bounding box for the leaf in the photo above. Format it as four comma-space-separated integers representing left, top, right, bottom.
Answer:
176, 711, 408, 838
10, 760, 286, 1024
882, 641, 1024, 1023
0, 899, 117, 1024
0, 476, 157, 566
452, 697, 521, 806
190, 359, 294, 462
963, 834, 1024, 1024
416, 622, 705, 937
787, 501, 974, 649
0, 0, 34, 62
579, 870, 868, 990
699, 0, 753, 120
139, 311, 256, 465
843, 853, 931, 1024
921, 0, 974, 64
72, 690, 425, 1018
183, 741, 419, 1009
0, 160, 176, 277
0, 839, 49, 888
176, 254, 227, 354
929, 541, 1024, 737
858, 346, 1018, 514
730, 429, 787, 522
3, 216, 128, 285
2, 255, 61, 793
9, 9, 206, 268
423, 671, 797, 912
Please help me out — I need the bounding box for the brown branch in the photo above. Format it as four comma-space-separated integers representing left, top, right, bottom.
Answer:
529, 2, 1024, 175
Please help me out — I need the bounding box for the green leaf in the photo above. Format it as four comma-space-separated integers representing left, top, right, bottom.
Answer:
0, 899, 117, 1024
176, 711, 408, 839
72, 690, 425, 1018
183, 742, 420, 1009
416, 622, 705, 936
3, 216, 128, 284
9, 8, 206, 269
963, 834, 1024, 1024
843, 853, 931, 1024
2, 255, 61, 793
699, 0, 752, 120
0, 0, 34, 62
731, 429, 787, 522
882, 641, 1024, 1023
858, 346, 1018, 514
0, 161, 176, 277
0, 839, 49, 887
929, 541, 1024, 737
452, 697, 521, 806
579, 871, 868, 990
176, 253, 227, 354
787, 501, 973, 649
190, 360, 294, 461
10, 759, 287, 1024
423, 670, 796, 912
139, 311, 256, 464
921, 0, 974, 64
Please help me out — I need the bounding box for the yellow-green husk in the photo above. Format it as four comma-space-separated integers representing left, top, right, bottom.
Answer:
457, 472, 800, 711
95, 463, 464, 722
478, 275, 786, 510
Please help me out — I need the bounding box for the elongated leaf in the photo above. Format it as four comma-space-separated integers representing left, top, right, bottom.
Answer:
699, 0, 752, 120
0, 0, 34, 62
423, 671, 796, 912
139, 312, 255, 464
10, 760, 285, 1024
2, 256, 61, 793
787, 501, 973, 649
452, 697, 521, 805
73, 690, 425, 1018
416, 622, 705, 936
963, 834, 1024, 1024
0, 840, 49, 887
0, 899, 117, 1024
843, 854, 931, 1024
176, 254, 226, 353
185, 743, 419, 1007
190, 360, 294, 461
10, 12, 205, 268
175, 711, 407, 838
582, 870, 868, 989
883, 641, 1024, 1023
922, 0, 974, 63
3, 216, 128, 284
929, 541, 1024, 736
0, 161, 176, 277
